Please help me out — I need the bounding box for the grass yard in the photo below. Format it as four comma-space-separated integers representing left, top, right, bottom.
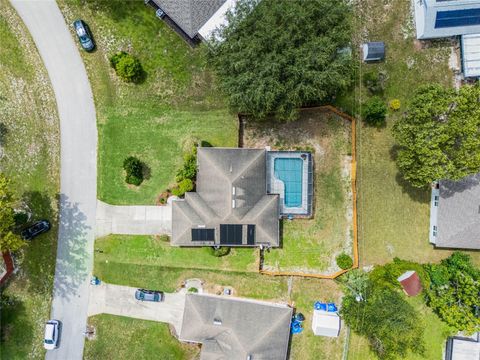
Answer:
84, 314, 199, 360
289, 278, 346, 360
0, 3, 59, 359
58, 0, 237, 205
335, 0, 480, 267
244, 109, 354, 274
95, 234, 258, 273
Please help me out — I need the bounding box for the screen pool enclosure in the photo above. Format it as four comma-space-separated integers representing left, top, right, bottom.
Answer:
267, 151, 313, 217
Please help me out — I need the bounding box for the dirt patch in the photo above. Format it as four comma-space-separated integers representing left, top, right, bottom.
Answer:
248, 108, 355, 275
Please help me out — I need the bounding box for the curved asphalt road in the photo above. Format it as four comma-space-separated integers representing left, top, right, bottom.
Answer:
11, 1, 97, 359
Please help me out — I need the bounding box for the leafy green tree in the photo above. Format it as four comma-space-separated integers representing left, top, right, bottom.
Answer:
392, 84, 480, 187
341, 283, 425, 359
362, 96, 387, 126
110, 52, 143, 83
209, 0, 353, 120
123, 156, 143, 186
0, 174, 26, 252
425, 252, 480, 334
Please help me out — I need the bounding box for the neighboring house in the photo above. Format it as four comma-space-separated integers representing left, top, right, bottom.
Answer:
445, 332, 480, 360
413, 0, 480, 40
172, 148, 280, 247
171, 147, 313, 248
0, 252, 15, 286
146, 0, 237, 43
429, 173, 480, 249
179, 293, 293, 360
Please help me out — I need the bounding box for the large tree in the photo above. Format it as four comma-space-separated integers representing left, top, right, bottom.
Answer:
0, 174, 25, 252
341, 283, 425, 359
209, 0, 353, 120
392, 84, 480, 187
425, 252, 480, 334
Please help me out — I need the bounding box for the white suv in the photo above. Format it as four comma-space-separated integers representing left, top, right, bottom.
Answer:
43, 320, 60, 350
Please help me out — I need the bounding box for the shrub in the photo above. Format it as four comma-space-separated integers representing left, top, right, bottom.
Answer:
207, 246, 231, 257
188, 287, 198, 293
13, 212, 29, 227
389, 99, 401, 111
123, 156, 143, 186
336, 253, 353, 270
176, 147, 197, 182
362, 96, 387, 126
171, 179, 194, 197
109, 51, 143, 83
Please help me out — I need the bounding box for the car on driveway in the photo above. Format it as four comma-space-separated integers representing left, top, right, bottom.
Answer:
21, 220, 51, 240
43, 320, 60, 350
135, 289, 164, 302
73, 20, 95, 51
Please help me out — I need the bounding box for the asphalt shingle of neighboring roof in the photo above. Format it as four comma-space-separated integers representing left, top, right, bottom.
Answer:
437, 173, 480, 249
172, 148, 279, 247
179, 293, 293, 360
153, 0, 226, 38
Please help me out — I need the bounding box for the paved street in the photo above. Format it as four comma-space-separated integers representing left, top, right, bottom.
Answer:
96, 200, 172, 238
88, 283, 186, 334
10, 1, 97, 359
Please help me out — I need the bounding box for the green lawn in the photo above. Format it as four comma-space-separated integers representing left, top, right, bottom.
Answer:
95, 235, 258, 272
59, 0, 238, 205
337, 0, 480, 267
84, 314, 199, 360
0, 3, 59, 359
290, 278, 346, 360
244, 110, 354, 274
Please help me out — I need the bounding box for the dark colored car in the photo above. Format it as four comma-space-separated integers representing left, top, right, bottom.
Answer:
73, 20, 95, 52
21, 220, 51, 241
135, 289, 164, 302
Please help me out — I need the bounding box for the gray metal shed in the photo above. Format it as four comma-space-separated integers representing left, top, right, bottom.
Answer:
362, 42, 385, 62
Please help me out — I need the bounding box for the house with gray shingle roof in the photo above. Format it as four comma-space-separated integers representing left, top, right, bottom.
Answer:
147, 0, 236, 42
429, 173, 480, 249
172, 147, 280, 247
179, 293, 293, 360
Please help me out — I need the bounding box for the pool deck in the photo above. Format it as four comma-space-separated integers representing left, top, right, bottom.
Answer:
266, 151, 313, 216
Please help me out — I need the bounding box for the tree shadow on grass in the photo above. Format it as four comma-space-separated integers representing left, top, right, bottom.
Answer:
21, 191, 58, 295
141, 161, 151, 181
389, 145, 430, 203
0, 293, 33, 351
0, 122, 8, 144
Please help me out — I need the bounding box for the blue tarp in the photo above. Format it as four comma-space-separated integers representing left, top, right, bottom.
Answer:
314, 302, 338, 312
291, 320, 303, 334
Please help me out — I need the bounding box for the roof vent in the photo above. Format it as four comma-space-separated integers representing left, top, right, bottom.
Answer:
213, 318, 222, 326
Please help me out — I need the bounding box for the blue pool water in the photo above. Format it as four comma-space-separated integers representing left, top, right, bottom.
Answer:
274, 158, 303, 207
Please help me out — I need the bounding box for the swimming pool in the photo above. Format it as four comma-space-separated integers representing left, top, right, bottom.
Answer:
274, 158, 303, 207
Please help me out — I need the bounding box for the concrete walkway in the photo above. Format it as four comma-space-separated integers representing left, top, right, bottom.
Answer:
10, 1, 97, 359
96, 200, 172, 238
88, 283, 185, 334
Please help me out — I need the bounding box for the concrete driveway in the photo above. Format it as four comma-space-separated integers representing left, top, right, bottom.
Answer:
96, 200, 172, 238
88, 283, 185, 334
10, 1, 97, 359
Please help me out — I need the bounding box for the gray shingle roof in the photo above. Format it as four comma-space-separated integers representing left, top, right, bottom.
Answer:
172, 148, 280, 247
152, 0, 226, 38
179, 294, 293, 360
436, 173, 480, 249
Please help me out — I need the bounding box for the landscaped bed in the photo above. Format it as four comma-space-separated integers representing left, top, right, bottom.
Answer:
244, 109, 354, 274
0, 3, 60, 359
58, 1, 238, 205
